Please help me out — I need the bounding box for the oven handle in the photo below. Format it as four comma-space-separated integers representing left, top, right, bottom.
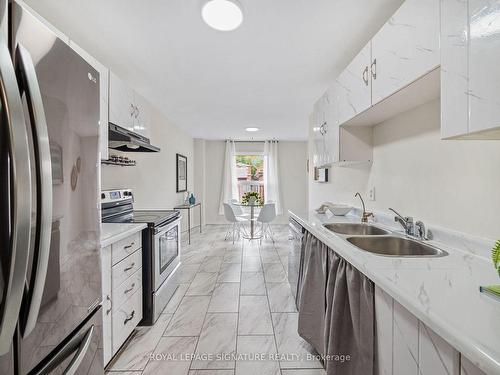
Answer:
154, 218, 180, 235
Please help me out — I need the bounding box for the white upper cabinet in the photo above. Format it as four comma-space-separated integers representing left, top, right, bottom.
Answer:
441, 0, 500, 139
134, 92, 151, 139
109, 71, 135, 132
311, 94, 331, 167
337, 42, 372, 124
440, 0, 469, 139
68, 41, 110, 160
468, 0, 500, 137
371, 0, 440, 105
109, 71, 152, 139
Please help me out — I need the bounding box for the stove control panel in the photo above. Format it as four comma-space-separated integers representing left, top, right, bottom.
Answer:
101, 189, 134, 205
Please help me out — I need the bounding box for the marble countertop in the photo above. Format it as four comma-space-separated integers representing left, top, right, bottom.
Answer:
289, 210, 500, 375
101, 223, 147, 248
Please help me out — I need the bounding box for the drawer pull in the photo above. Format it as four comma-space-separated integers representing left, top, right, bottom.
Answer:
124, 242, 135, 249
124, 283, 136, 294
371, 58, 377, 80
123, 262, 135, 272
106, 295, 112, 315
124, 310, 135, 325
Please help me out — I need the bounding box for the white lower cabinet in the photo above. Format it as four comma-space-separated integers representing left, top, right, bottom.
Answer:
461, 356, 487, 375
112, 287, 143, 354
100, 245, 113, 365
101, 231, 144, 366
419, 322, 460, 375
375, 287, 393, 375
393, 300, 419, 375
375, 286, 464, 375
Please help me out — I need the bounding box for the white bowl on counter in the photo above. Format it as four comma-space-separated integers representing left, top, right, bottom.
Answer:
329, 204, 353, 216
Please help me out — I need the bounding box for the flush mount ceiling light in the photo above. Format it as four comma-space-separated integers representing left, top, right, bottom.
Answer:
202, 0, 243, 31
245, 127, 260, 132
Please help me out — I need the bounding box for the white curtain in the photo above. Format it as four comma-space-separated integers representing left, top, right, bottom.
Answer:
219, 140, 238, 215
264, 140, 283, 215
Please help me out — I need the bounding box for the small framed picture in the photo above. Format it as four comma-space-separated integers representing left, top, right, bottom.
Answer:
176, 153, 187, 192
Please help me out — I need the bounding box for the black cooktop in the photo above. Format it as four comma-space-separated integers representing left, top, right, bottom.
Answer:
106, 210, 179, 226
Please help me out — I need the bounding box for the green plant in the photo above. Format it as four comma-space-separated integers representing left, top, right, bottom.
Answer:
241, 191, 262, 205
493, 240, 500, 278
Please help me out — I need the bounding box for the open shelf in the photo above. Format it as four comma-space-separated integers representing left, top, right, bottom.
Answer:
101, 159, 136, 167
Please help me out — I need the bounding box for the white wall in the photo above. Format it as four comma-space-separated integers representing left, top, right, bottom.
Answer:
309, 99, 500, 240
196, 140, 308, 225
102, 105, 194, 229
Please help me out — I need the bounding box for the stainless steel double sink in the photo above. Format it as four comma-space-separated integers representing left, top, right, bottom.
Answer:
323, 223, 448, 258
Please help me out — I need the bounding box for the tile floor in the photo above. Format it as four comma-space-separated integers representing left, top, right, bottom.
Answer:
106, 224, 325, 375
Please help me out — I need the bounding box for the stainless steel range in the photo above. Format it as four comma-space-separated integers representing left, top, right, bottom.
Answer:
101, 189, 181, 325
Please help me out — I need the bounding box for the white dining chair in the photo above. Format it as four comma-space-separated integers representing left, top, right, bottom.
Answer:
223, 203, 248, 243
257, 203, 276, 243
230, 199, 250, 219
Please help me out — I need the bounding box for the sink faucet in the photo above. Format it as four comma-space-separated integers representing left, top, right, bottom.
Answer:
355, 192, 373, 223
389, 208, 415, 236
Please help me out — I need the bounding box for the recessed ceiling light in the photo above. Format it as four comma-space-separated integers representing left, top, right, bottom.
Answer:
245, 127, 260, 132
202, 0, 243, 31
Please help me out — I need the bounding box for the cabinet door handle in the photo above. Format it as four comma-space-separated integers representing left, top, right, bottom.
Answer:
371, 58, 377, 80
106, 295, 112, 315
123, 262, 135, 272
124, 283, 136, 294
362, 66, 369, 86
124, 242, 135, 249
124, 310, 135, 325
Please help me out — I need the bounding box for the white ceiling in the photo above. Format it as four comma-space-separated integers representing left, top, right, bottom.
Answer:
24, 0, 403, 141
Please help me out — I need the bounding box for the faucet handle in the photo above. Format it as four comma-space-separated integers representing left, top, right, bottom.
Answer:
415, 221, 427, 240
362, 211, 374, 223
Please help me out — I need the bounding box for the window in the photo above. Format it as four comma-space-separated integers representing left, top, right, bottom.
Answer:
235, 154, 264, 201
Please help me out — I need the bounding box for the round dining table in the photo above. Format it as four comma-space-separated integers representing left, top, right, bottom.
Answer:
233, 202, 262, 239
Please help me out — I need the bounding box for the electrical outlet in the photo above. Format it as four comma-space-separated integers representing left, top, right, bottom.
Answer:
369, 187, 376, 201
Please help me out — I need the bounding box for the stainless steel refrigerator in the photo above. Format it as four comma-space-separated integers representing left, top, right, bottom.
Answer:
0, 1, 103, 373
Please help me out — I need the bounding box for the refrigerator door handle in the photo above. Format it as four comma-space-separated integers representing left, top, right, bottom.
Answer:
32, 325, 95, 375
0, 38, 32, 355
15, 44, 53, 338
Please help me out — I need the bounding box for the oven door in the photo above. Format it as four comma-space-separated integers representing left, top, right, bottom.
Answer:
153, 219, 180, 290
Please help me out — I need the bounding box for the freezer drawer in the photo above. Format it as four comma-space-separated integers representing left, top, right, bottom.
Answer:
30, 306, 103, 375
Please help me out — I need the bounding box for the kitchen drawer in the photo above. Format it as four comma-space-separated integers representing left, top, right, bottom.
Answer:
112, 249, 142, 288
112, 231, 141, 265
112, 288, 142, 354
113, 268, 142, 311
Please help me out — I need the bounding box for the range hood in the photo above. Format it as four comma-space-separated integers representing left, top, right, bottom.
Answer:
108, 123, 160, 152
